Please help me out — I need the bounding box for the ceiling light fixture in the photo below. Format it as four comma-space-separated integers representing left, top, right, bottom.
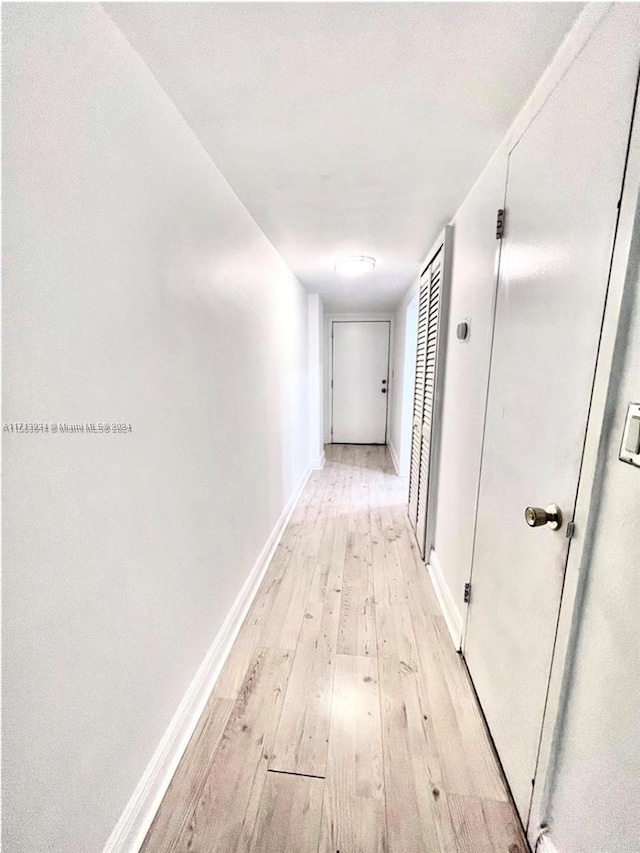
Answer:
334, 256, 376, 277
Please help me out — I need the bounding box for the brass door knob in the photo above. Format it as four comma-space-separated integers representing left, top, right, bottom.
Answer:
525, 505, 562, 530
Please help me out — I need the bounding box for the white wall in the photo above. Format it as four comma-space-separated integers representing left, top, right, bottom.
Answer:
389, 294, 418, 476
544, 197, 640, 853
389, 150, 506, 603
430, 151, 507, 635
399, 298, 418, 476
2, 5, 311, 852
390, 154, 504, 593
308, 294, 324, 466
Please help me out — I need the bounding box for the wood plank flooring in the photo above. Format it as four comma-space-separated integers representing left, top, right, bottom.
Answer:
140, 445, 529, 853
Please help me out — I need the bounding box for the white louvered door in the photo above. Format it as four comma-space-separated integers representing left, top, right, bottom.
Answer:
415, 249, 443, 554
408, 238, 447, 558
407, 268, 430, 531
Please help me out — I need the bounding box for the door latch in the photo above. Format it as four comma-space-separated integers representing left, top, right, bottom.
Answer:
524, 504, 562, 530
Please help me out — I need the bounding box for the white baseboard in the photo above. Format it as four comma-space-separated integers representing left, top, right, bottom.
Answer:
388, 441, 401, 476
103, 461, 314, 853
311, 451, 325, 470
427, 549, 464, 651
536, 834, 559, 853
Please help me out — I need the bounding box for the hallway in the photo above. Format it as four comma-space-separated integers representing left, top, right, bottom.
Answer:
142, 446, 527, 852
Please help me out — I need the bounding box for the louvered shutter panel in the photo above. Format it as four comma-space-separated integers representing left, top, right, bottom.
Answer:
407, 267, 430, 529
415, 249, 443, 555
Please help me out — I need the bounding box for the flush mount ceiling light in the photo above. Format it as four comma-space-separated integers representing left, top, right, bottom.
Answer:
334, 256, 376, 277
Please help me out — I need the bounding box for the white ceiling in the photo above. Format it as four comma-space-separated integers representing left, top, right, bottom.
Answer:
107, 2, 582, 311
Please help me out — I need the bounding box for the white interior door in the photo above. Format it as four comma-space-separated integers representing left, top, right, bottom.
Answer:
332, 321, 390, 444
464, 25, 638, 824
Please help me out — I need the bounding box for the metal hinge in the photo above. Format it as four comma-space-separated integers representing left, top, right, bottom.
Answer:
463, 582, 471, 604
331, 380, 334, 388
566, 521, 575, 539
496, 208, 505, 240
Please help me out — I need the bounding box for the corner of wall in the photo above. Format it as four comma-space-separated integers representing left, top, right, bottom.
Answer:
536, 833, 560, 853
427, 550, 463, 650
388, 442, 401, 476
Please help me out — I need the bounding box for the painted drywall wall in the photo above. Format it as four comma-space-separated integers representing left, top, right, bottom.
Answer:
389, 294, 418, 476
2, 5, 310, 852
308, 294, 324, 466
544, 197, 640, 853
401, 300, 419, 476
390, 149, 505, 612
430, 152, 506, 636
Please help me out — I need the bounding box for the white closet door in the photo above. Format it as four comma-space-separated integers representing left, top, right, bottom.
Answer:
408, 270, 430, 529
408, 241, 448, 556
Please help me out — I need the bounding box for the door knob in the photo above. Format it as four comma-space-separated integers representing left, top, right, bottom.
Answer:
381, 388, 387, 394
524, 504, 562, 530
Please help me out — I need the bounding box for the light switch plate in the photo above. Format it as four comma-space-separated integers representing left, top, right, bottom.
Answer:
619, 403, 640, 468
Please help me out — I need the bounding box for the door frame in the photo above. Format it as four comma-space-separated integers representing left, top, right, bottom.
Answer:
323, 313, 394, 445
422, 227, 454, 562
330, 319, 391, 444
527, 67, 640, 846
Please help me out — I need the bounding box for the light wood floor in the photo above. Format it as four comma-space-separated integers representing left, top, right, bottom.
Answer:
141, 445, 528, 853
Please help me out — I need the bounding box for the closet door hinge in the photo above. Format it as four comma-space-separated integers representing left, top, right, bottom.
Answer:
463, 582, 472, 604
496, 208, 505, 240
